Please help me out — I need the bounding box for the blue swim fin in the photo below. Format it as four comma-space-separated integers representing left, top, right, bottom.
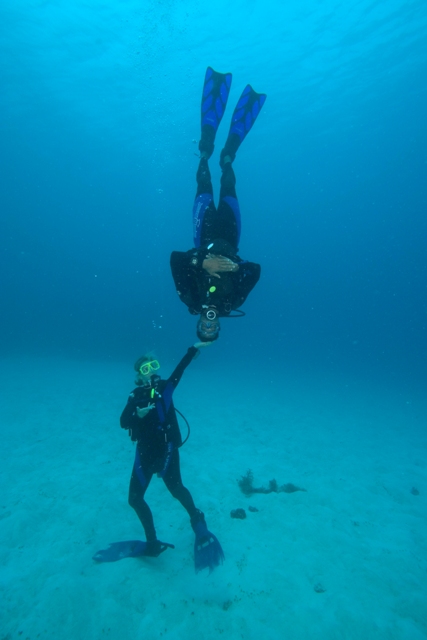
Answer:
191, 510, 225, 574
220, 84, 267, 167
92, 539, 174, 563
199, 67, 232, 158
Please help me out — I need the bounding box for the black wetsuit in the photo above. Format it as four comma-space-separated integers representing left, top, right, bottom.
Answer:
170, 157, 261, 316
120, 346, 199, 542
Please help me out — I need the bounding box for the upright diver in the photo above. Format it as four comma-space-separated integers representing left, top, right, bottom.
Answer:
93, 342, 224, 574
170, 67, 266, 342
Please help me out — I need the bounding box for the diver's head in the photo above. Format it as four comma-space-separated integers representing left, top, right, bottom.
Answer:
196, 307, 221, 342
133, 354, 160, 386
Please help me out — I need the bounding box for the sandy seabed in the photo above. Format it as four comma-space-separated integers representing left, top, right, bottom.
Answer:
1, 354, 426, 640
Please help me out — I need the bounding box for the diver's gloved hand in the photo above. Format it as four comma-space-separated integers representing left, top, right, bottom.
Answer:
136, 403, 155, 419
202, 254, 239, 278
143, 540, 175, 557
193, 341, 214, 349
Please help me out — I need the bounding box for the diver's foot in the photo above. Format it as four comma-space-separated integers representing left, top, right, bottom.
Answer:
219, 147, 235, 169
144, 539, 175, 557
198, 125, 216, 159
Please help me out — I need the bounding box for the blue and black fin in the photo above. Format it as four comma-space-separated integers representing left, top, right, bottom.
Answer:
220, 84, 267, 168
191, 510, 225, 574
199, 67, 232, 159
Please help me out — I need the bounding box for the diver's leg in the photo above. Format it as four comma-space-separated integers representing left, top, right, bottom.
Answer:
213, 161, 241, 250
162, 450, 198, 517
195, 156, 213, 198
128, 447, 156, 541
193, 157, 217, 248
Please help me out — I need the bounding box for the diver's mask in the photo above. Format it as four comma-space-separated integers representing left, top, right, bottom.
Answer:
139, 360, 160, 376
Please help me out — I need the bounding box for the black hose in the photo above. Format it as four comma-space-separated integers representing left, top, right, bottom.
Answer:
222, 308, 246, 318
176, 408, 191, 446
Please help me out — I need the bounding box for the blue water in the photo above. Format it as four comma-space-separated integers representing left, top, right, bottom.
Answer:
1, 0, 426, 385
1, 3, 427, 637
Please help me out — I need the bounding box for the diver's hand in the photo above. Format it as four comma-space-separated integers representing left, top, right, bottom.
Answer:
193, 341, 214, 349
136, 403, 154, 418
202, 254, 239, 278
